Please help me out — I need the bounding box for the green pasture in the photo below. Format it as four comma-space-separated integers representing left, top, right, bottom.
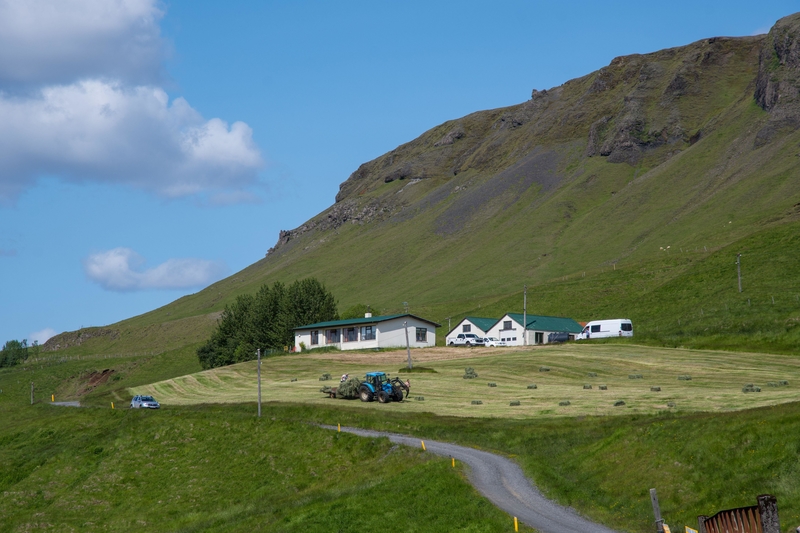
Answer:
130, 345, 800, 418
0, 404, 527, 533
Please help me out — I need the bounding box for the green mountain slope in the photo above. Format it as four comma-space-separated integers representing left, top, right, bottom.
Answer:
45, 13, 800, 357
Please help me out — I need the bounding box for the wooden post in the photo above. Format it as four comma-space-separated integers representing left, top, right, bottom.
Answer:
757, 494, 780, 533
257, 348, 262, 418
736, 253, 742, 293
651, 488, 665, 533
523, 285, 527, 346
30, 382, 34, 405
404, 321, 412, 370
697, 515, 708, 533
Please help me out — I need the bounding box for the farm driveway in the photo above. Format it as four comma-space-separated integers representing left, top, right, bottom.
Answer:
323, 425, 620, 533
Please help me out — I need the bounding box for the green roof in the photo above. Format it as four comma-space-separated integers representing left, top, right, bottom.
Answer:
294, 313, 441, 330
505, 313, 583, 334
464, 316, 500, 332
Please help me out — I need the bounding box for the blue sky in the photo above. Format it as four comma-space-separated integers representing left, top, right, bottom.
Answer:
0, 0, 797, 345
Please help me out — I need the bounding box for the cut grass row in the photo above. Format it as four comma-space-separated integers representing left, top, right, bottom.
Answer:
130, 345, 800, 419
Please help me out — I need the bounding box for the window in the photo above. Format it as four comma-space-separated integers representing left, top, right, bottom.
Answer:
591, 325, 601, 333
416, 327, 427, 342
462, 324, 471, 333
325, 329, 340, 343
512, 337, 517, 341
311, 330, 319, 345
503, 320, 512, 330
534, 332, 543, 344
621, 323, 632, 331
344, 327, 358, 342
361, 325, 375, 340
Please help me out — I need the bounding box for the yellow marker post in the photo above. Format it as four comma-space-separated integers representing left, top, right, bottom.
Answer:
514, 516, 519, 532
337, 423, 341, 432
51, 394, 54, 402
452, 457, 455, 467
421, 440, 426, 451
111, 402, 115, 409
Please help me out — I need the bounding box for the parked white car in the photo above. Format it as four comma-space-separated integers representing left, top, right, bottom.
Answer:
483, 337, 507, 347
449, 333, 484, 346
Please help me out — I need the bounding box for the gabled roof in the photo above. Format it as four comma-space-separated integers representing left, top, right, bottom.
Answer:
504, 313, 583, 334
446, 316, 499, 337
464, 316, 500, 332
294, 313, 441, 330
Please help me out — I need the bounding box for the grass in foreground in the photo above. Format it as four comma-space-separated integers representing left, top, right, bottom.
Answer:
0, 403, 530, 533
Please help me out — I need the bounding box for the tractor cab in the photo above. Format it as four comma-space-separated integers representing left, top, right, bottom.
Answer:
359, 371, 408, 403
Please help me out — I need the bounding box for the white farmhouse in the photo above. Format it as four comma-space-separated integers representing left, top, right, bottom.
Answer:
294, 313, 440, 351
487, 313, 583, 346
444, 317, 499, 345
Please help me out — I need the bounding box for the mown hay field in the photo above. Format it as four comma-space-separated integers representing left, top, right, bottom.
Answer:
130, 344, 800, 418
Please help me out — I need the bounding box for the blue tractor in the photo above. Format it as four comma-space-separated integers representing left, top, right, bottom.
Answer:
359, 371, 409, 403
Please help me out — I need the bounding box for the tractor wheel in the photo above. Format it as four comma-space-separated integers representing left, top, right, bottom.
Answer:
359, 387, 373, 402
377, 390, 390, 403
392, 389, 404, 402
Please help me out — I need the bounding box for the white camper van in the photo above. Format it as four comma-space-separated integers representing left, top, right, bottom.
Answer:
577, 319, 633, 340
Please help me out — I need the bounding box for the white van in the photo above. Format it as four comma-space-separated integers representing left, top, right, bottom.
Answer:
577, 319, 633, 340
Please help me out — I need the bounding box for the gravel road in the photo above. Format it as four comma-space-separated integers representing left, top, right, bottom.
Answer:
322, 425, 620, 533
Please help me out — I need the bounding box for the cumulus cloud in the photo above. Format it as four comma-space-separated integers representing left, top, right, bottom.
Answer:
0, 0, 265, 205
83, 247, 227, 292
0, 80, 264, 202
0, 0, 165, 87
29, 327, 57, 345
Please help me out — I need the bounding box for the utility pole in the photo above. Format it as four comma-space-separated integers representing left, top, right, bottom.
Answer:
257, 348, 262, 418
404, 321, 412, 370
736, 253, 742, 293
523, 285, 527, 346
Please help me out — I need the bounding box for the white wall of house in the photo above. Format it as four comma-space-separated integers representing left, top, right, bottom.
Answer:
444, 318, 492, 345
295, 316, 436, 351
487, 314, 525, 346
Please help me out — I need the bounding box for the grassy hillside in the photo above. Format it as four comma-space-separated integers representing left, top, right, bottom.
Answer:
42, 14, 800, 363
0, 403, 528, 532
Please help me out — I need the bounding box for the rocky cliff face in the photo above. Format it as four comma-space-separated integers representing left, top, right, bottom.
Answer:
267, 14, 799, 258
755, 13, 800, 145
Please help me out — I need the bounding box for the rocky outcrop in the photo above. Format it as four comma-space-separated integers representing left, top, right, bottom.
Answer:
755, 13, 800, 146
266, 199, 395, 255
42, 328, 119, 352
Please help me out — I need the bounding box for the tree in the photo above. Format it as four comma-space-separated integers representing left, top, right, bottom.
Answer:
197, 277, 339, 369
0, 339, 29, 368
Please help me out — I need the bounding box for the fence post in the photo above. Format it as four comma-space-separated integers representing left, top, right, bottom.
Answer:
650, 488, 665, 533
757, 494, 780, 533
697, 515, 707, 533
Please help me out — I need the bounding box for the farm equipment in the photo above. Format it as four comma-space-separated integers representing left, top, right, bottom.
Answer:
359, 371, 408, 403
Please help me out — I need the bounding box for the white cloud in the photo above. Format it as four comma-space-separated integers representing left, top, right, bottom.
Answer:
0, 1, 266, 205
0, 0, 165, 87
83, 247, 227, 292
29, 327, 57, 345
0, 80, 264, 202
